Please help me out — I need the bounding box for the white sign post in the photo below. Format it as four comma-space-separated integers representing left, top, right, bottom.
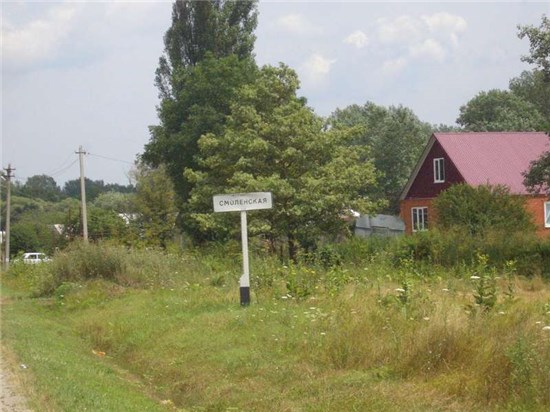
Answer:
213, 192, 273, 306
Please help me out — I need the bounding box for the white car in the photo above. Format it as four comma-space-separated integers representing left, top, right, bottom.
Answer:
22, 252, 51, 264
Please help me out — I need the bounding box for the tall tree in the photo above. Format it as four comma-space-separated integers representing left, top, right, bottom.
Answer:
21, 175, 62, 202
517, 15, 550, 80
142, 0, 258, 213
509, 70, 550, 126
456, 89, 545, 131
517, 15, 550, 192
328, 102, 433, 213
184, 65, 380, 258
133, 164, 178, 248
63, 178, 105, 202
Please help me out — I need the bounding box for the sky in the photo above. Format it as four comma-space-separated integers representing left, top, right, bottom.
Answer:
2, 1, 549, 186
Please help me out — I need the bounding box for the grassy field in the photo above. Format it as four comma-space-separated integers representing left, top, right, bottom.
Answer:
2, 241, 550, 411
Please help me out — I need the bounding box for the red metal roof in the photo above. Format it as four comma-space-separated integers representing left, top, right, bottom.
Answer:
434, 132, 550, 195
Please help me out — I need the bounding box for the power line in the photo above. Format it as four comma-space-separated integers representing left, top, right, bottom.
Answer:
87, 153, 135, 165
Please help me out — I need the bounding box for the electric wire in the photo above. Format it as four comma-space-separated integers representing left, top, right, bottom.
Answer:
87, 153, 135, 165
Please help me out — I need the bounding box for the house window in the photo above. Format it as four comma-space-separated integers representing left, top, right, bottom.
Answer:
434, 158, 445, 183
412, 207, 428, 232
545, 202, 550, 228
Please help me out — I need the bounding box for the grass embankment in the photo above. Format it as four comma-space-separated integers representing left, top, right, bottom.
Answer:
2, 241, 550, 411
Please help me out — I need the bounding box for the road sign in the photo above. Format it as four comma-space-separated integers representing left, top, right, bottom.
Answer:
213, 192, 273, 306
213, 192, 272, 213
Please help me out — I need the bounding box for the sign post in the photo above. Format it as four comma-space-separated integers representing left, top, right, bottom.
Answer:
213, 192, 273, 306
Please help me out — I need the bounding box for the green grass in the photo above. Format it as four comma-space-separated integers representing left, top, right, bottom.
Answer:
2, 241, 550, 411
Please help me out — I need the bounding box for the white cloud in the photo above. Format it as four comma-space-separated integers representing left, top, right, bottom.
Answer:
277, 13, 322, 35
344, 30, 369, 49
2, 4, 77, 67
381, 57, 408, 76
374, 12, 467, 64
300, 53, 336, 85
377, 15, 424, 44
422, 12, 467, 34
409, 38, 446, 61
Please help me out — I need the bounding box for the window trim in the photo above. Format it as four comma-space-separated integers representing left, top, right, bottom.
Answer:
545, 201, 550, 228
411, 206, 428, 232
433, 157, 445, 183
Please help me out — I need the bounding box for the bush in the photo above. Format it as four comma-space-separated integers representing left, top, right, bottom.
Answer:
433, 184, 535, 235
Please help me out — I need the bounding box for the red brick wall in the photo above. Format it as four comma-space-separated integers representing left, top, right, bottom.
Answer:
400, 198, 434, 235
401, 195, 550, 236
524, 196, 550, 237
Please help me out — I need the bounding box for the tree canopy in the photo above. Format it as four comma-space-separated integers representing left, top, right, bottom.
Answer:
456, 89, 545, 131
142, 0, 259, 214
328, 102, 433, 213
184, 65, 380, 258
517, 14, 550, 80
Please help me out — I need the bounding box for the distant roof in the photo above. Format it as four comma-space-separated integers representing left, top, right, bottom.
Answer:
434, 132, 550, 194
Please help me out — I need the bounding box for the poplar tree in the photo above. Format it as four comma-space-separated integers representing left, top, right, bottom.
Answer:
142, 0, 258, 208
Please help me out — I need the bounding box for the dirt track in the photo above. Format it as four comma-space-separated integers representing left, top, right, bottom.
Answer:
0, 349, 31, 412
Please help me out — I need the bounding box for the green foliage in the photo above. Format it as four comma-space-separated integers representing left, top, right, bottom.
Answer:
509, 70, 550, 126
517, 14, 550, 80
132, 164, 178, 248
468, 254, 498, 313
10, 221, 64, 256
20, 174, 62, 202
432, 183, 535, 235
143, 0, 258, 211
523, 148, 550, 195
93, 191, 135, 214
184, 64, 380, 257
328, 102, 432, 213
457, 89, 546, 131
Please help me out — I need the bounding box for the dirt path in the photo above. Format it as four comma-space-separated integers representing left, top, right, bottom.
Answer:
1, 346, 32, 412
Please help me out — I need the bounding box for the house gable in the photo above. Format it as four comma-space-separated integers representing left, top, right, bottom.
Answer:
405, 138, 464, 199
399, 132, 550, 236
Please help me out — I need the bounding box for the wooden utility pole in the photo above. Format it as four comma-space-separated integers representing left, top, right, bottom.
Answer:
3, 164, 14, 268
76, 146, 88, 242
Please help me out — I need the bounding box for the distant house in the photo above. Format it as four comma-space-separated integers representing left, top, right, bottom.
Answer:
399, 132, 550, 236
355, 214, 404, 237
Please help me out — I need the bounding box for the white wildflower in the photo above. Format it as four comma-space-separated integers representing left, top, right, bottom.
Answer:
542, 326, 550, 331
470, 276, 480, 280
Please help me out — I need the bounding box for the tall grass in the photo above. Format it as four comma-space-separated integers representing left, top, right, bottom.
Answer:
3, 237, 550, 410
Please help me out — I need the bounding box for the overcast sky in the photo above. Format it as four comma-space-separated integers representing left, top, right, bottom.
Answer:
2, 1, 549, 186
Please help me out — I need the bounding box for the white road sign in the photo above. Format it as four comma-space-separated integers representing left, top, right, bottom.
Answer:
213, 192, 273, 213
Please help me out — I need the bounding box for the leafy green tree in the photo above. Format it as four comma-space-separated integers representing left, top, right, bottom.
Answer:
509, 71, 550, 126
523, 146, 550, 195
93, 192, 136, 214
432, 184, 534, 236
63, 178, 105, 202
457, 89, 545, 131
63, 206, 127, 242
142, 0, 258, 210
185, 65, 380, 259
517, 15, 550, 80
21, 175, 62, 202
328, 102, 432, 213
133, 165, 178, 248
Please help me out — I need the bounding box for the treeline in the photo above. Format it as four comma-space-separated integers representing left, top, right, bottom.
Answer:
2, 1, 549, 260
9, 175, 135, 203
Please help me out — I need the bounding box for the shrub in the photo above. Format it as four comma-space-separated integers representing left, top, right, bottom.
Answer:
432, 184, 535, 236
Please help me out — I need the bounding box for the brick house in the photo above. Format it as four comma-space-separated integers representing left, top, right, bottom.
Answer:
399, 132, 550, 236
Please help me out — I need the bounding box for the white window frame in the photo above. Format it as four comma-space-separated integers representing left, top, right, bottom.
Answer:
433, 158, 445, 183
411, 207, 429, 232
545, 201, 550, 228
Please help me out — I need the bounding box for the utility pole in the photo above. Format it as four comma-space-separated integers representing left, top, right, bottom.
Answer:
3, 164, 14, 268
76, 146, 88, 242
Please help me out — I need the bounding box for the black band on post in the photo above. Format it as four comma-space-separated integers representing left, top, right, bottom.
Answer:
240, 287, 250, 306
